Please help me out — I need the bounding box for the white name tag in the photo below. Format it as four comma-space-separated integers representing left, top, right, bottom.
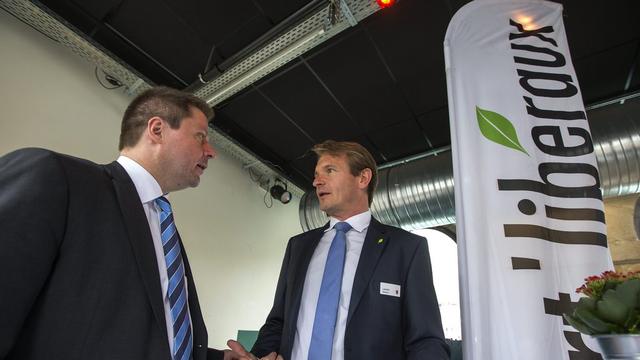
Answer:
380, 282, 401, 297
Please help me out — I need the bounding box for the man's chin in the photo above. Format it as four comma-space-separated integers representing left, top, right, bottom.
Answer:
184, 175, 201, 189
318, 204, 332, 214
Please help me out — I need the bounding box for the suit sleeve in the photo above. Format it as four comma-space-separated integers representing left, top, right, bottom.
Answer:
0, 149, 68, 357
250, 238, 293, 357
404, 236, 450, 360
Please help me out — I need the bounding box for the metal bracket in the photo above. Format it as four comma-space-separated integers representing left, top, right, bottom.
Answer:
339, 0, 359, 27
125, 78, 146, 96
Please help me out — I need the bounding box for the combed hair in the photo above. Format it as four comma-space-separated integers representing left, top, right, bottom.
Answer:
118, 86, 214, 150
311, 140, 378, 206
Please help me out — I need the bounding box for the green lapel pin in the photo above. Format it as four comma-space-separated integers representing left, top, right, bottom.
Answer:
377, 238, 384, 244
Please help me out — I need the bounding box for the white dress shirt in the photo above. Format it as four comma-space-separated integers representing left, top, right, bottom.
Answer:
117, 155, 190, 355
291, 210, 372, 360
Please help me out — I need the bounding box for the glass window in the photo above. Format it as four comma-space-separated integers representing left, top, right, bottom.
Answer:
411, 228, 461, 340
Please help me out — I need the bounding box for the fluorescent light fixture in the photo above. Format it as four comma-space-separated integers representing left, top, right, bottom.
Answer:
206, 27, 326, 105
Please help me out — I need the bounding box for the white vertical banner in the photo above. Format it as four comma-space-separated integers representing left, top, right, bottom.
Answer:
444, 1, 613, 359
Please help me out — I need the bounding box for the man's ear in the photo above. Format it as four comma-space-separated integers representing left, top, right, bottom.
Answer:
358, 168, 372, 189
147, 117, 164, 143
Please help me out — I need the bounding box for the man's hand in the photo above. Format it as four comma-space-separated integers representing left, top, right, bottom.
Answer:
223, 340, 282, 360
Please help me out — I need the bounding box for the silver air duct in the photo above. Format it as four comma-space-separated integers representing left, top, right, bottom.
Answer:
591, 101, 640, 198
300, 98, 640, 231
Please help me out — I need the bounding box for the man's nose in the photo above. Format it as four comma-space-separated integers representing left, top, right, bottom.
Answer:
204, 142, 216, 159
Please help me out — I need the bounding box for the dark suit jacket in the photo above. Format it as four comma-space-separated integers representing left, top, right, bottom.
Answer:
251, 217, 450, 360
0, 148, 223, 360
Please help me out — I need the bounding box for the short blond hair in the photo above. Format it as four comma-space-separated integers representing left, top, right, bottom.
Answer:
311, 140, 377, 205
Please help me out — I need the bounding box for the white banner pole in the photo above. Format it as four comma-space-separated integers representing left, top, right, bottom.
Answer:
445, 1, 613, 359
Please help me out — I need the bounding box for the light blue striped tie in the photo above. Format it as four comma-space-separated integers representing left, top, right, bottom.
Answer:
308, 221, 352, 360
156, 196, 193, 360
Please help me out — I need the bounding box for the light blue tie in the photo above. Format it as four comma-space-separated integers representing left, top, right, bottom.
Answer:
156, 196, 193, 360
308, 221, 352, 360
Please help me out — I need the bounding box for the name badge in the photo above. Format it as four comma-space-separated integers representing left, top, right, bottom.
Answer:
380, 282, 401, 297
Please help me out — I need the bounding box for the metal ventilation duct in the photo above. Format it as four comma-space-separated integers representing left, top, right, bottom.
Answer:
300, 98, 640, 231
591, 100, 640, 198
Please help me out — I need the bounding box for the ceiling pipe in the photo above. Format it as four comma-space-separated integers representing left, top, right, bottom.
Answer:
299, 98, 640, 231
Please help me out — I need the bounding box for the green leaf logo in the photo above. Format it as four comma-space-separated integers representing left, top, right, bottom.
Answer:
476, 106, 528, 156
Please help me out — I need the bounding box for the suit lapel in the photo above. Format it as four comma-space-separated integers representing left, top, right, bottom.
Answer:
347, 218, 388, 325
105, 162, 168, 339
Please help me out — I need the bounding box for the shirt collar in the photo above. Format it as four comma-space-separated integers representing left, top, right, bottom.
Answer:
116, 155, 164, 204
326, 210, 371, 233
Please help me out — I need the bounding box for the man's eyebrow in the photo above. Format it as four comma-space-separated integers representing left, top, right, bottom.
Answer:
314, 164, 332, 173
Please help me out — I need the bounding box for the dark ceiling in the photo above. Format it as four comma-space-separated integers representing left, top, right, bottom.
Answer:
35, 0, 640, 191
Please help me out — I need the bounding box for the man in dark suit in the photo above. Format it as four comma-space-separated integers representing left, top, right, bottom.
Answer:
244, 140, 450, 360
0, 87, 269, 360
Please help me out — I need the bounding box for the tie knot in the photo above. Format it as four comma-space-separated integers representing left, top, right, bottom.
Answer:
155, 196, 172, 213
333, 222, 352, 233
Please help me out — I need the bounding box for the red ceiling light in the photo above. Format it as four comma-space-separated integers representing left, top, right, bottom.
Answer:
377, 0, 395, 9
